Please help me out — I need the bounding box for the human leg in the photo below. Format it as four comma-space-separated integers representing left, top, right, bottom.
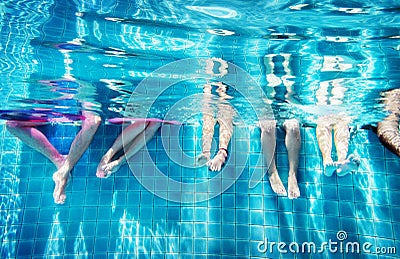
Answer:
96, 121, 148, 178
377, 88, 400, 157
333, 119, 359, 176
283, 119, 301, 199
207, 104, 233, 171
6, 121, 66, 168
198, 112, 216, 164
260, 120, 286, 196
316, 116, 336, 176
53, 111, 101, 204
377, 116, 400, 157
101, 121, 161, 174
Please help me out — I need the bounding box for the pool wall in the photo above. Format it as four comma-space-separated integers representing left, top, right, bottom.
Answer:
0, 122, 399, 258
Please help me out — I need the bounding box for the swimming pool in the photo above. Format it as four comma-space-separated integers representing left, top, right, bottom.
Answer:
1, 0, 400, 258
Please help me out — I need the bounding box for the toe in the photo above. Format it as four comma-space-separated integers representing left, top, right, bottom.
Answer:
289, 190, 300, 199
96, 171, 105, 178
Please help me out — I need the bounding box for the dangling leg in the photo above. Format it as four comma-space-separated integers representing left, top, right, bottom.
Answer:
197, 83, 216, 165
260, 120, 287, 196
316, 116, 336, 176
97, 121, 148, 178
53, 111, 101, 204
207, 103, 233, 171
283, 119, 301, 199
197, 112, 216, 165
6, 121, 66, 169
334, 119, 359, 176
377, 116, 400, 157
377, 89, 400, 157
102, 122, 161, 174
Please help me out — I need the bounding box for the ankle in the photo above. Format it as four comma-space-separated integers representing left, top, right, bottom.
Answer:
218, 148, 228, 157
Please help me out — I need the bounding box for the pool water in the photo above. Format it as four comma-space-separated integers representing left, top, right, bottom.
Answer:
1, 0, 400, 258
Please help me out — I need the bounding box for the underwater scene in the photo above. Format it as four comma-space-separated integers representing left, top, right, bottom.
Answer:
0, 0, 400, 258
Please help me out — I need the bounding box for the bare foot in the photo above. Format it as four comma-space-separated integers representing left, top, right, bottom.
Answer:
288, 173, 300, 199
96, 151, 114, 178
268, 171, 287, 196
101, 160, 122, 178
207, 149, 227, 171
197, 152, 211, 166
336, 154, 360, 176
52, 167, 70, 204
324, 161, 337, 177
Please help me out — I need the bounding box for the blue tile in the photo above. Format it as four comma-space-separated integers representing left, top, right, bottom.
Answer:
277, 198, 293, 212
308, 198, 323, 215
194, 223, 207, 238
357, 219, 375, 236
278, 212, 293, 228
20, 224, 36, 240
33, 239, 47, 256
17, 240, 34, 257
38, 208, 55, 223
279, 227, 294, 243
94, 238, 109, 253
208, 223, 221, 238
221, 239, 235, 255
374, 205, 391, 222
338, 186, 354, 201
25, 193, 41, 208
236, 209, 249, 223
371, 189, 389, 205
336, 174, 354, 186
322, 185, 338, 200
23, 209, 39, 222
64, 238, 77, 254
341, 217, 358, 234
222, 209, 235, 223
375, 221, 393, 239
193, 238, 207, 253
179, 237, 193, 253
387, 175, 400, 191
310, 230, 326, 244
308, 214, 325, 230
264, 211, 279, 227
292, 198, 307, 213
83, 207, 98, 221
222, 224, 235, 239
292, 213, 308, 229
36, 224, 51, 239
208, 208, 221, 222
208, 238, 222, 255
249, 195, 263, 209
323, 201, 339, 216
250, 224, 265, 242
339, 202, 356, 217
222, 194, 235, 209
263, 195, 277, 210
167, 207, 180, 221
96, 222, 110, 236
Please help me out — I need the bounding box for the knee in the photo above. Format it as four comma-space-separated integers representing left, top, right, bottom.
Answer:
259, 120, 276, 133
6, 121, 16, 128
283, 119, 300, 135
83, 114, 101, 130
5, 121, 19, 132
